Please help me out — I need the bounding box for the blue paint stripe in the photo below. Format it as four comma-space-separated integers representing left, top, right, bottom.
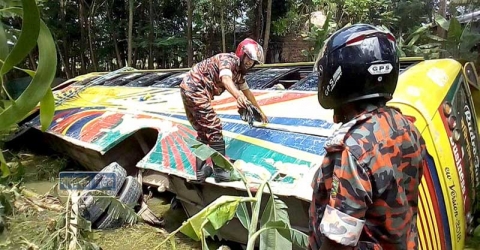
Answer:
34, 107, 330, 155
426, 153, 452, 250
217, 114, 335, 129
166, 113, 329, 155
65, 114, 104, 138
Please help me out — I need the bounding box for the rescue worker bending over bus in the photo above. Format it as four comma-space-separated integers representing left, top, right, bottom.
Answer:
309, 24, 427, 250
180, 38, 269, 183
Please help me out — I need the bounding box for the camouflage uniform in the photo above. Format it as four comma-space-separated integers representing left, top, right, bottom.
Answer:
309, 105, 427, 250
180, 53, 249, 143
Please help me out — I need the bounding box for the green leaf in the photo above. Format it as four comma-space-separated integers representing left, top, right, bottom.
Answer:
248, 180, 268, 237
405, 25, 429, 43
0, 0, 40, 76
408, 34, 420, 46
0, 23, 9, 67
275, 223, 309, 249
246, 220, 309, 250
14, 66, 35, 77
168, 237, 176, 250
0, 151, 9, 178
0, 160, 9, 178
39, 88, 54, 131
0, 14, 57, 130
207, 198, 239, 230
202, 222, 218, 239
183, 137, 233, 171
435, 14, 449, 31
236, 202, 251, 230
447, 17, 462, 43
200, 232, 210, 250
426, 34, 446, 42
159, 196, 255, 246
259, 184, 292, 249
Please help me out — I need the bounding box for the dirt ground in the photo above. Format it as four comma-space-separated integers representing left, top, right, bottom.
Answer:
0, 151, 237, 250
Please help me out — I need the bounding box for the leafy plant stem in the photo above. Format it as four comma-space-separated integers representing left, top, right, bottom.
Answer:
64, 192, 71, 250
247, 180, 267, 239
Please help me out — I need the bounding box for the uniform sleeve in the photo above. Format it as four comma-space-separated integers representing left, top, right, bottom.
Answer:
218, 54, 237, 73
217, 54, 249, 90
319, 150, 373, 247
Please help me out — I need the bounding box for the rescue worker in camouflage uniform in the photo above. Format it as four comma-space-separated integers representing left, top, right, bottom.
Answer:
180, 38, 269, 183
309, 24, 427, 250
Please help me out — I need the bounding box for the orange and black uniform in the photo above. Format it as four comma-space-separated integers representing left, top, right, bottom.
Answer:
309, 105, 427, 250
180, 53, 248, 143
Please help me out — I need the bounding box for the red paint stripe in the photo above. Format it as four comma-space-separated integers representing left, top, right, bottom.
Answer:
165, 135, 185, 172
212, 92, 268, 106
178, 124, 197, 138
257, 92, 315, 106
53, 109, 76, 121
80, 113, 124, 142
175, 129, 196, 170
423, 166, 446, 250
215, 92, 315, 111
160, 137, 170, 169
135, 114, 154, 119
51, 110, 104, 133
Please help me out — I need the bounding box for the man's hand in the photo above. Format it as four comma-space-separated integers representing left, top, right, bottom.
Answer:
260, 111, 269, 124
236, 93, 249, 108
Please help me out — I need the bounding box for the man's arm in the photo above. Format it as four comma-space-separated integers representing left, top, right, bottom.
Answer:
221, 75, 242, 99
221, 74, 249, 109
316, 150, 372, 249
242, 88, 262, 112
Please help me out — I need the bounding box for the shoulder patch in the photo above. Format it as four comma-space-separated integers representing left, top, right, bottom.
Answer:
324, 113, 373, 152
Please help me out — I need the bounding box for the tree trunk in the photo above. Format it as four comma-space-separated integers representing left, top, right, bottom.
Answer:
437, 0, 447, 39
60, 0, 72, 78
233, 9, 236, 48
132, 48, 137, 68
55, 41, 68, 78
87, 2, 98, 72
256, 0, 263, 41
106, 2, 123, 68
187, 0, 194, 67
263, 0, 272, 62
79, 0, 87, 73
148, 0, 154, 69
127, 0, 134, 67
71, 56, 76, 76
221, 3, 226, 53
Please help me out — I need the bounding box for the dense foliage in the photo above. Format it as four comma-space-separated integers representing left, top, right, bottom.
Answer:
2, 0, 476, 80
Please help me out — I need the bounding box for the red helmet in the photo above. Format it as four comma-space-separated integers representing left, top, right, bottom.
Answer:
235, 38, 265, 65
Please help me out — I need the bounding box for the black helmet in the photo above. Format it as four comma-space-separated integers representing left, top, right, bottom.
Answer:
315, 24, 400, 109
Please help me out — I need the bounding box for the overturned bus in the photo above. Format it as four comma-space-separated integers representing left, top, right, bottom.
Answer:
8, 57, 480, 250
